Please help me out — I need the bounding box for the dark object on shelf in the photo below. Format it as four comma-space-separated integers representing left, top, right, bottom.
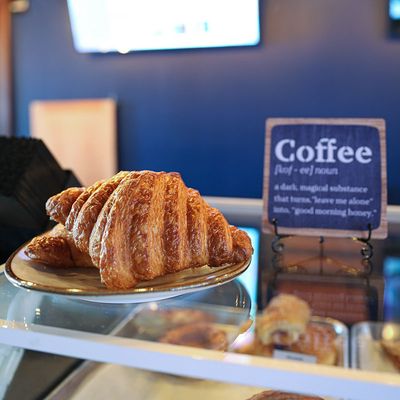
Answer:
0, 137, 81, 263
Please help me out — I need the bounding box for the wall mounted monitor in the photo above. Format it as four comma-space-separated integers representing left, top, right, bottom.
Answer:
67, 0, 260, 53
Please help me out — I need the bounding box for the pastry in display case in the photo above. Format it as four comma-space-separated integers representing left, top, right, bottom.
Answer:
352, 321, 400, 373
289, 322, 338, 366
381, 340, 400, 371
159, 322, 229, 351
255, 294, 311, 346
132, 307, 216, 333
232, 294, 348, 367
246, 391, 324, 400
117, 298, 252, 351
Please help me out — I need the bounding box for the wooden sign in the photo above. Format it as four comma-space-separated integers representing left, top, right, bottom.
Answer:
262, 118, 387, 239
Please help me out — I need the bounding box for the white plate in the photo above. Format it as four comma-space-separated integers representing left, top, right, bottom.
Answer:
5, 245, 251, 304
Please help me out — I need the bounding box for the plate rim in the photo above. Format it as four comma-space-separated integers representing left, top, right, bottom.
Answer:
5, 243, 251, 299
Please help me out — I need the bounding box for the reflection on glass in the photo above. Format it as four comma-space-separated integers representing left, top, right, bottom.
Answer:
237, 227, 259, 317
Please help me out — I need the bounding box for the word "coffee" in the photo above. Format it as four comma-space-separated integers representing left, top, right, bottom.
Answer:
275, 138, 372, 164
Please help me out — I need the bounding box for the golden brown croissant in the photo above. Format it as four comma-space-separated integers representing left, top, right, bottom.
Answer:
25, 223, 94, 268
45, 171, 253, 289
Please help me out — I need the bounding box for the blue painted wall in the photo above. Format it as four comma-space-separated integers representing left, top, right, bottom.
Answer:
12, 0, 400, 203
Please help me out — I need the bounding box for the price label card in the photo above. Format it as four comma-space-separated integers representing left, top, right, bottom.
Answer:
273, 349, 317, 364
262, 118, 387, 239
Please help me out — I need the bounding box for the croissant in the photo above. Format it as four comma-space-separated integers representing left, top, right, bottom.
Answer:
45, 171, 253, 289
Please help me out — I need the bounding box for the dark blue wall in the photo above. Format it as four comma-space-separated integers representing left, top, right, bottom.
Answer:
13, 0, 400, 203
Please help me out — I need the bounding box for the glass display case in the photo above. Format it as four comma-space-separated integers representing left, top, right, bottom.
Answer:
1, 198, 400, 400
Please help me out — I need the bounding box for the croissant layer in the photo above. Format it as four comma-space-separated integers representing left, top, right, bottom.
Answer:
45, 171, 253, 289
25, 224, 94, 268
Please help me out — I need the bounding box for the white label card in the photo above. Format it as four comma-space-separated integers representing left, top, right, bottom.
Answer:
273, 349, 317, 364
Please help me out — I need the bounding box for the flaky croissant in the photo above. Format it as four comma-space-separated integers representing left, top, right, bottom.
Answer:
44, 171, 253, 289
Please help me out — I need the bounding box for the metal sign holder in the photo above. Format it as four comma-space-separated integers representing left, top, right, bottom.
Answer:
270, 218, 374, 278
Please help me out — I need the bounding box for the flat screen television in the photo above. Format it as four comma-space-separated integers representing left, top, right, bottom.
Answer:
67, 0, 260, 53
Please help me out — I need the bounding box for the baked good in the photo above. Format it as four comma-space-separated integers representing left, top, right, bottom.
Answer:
290, 323, 337, 366
234, 324, 337, 366
381, 340, 400, 371
235, 323, 337, 366
155, 308, 215, 327
256, 294, 311, 346
159, 322, 228, 351
234, 295, 337, 366
44, 170, 253, 289
24, 223, 94, 268
246, 390, 324, 399
132, 308, 215, 339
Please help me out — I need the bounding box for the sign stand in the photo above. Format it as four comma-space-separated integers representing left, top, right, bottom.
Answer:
270, 218, 374, 278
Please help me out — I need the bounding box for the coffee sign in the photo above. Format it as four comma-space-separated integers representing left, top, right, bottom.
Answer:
262, 118, 387, 238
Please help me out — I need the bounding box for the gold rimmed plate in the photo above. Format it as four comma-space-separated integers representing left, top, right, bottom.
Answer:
5, 244, 251, 303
